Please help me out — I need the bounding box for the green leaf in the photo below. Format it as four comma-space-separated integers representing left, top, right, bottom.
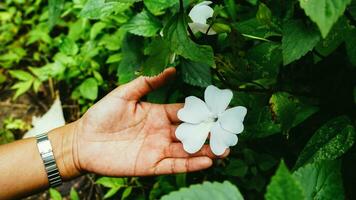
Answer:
162, 181, 244, 200
0, 72, 6, 85
293, 160, 345, 200
106, 53, 123, 64
48, 0, 64, 29
9, 70, 34, 81
265, 161, 305, 200
104, 187, 120, 199
282, 20, 321, 65
70, 188, 80, 200
299, 0, 352, 37
224, 159, 248, 177
142, 38, 172, 76
269, 92, 318, 131
295, 116, 355, 168
121, 186, 132, 200
80, 0, 132, 19
11, 80, 33, 99
256, 3, 272, 25
345, 28, 356, 66
123, 10, 161, 37
49, 188, 63, 200
235, 18, 281, 40
59, 37, 79, 56
96, 177, 125, 188
180, 59, 212, 87
79, 78, 98, 100
117, 34, 143, 84
90, 22, 107, 40
163, 13, 214, 66
315, 17, 348, 57
144, 0, 177, 15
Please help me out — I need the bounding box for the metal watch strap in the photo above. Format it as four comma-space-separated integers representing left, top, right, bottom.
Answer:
36, 133, 62, 187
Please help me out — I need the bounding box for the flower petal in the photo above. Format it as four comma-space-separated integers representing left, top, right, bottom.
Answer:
177, 96, 212, 124
204, 85, 233, 115
210, 123, 238, 155
188, 23, 217, 35
188, 1, 214, 25
175, 122, 213, 154
218, 106, 247, 134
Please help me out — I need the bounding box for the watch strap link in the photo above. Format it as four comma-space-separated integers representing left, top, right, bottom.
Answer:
36, 133, 62, 187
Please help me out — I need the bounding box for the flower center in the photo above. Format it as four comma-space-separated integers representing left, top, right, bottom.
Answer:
205, 116, 217, 123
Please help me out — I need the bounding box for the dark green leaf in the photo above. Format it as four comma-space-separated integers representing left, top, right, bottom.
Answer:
123, 10, 161, 37
282, 20, 321, 65
269, 92, 318, 131
295, 116, 356, 168
162, 181, 244, 200
345, 28, 356, 66
163, 13, 214, 66
117, 34, 143, 84
315, 17, 348, 57
180, 59, 212, 87
265, 161, 305, 200
293, 160, 345, 200
142, 38, 172, 76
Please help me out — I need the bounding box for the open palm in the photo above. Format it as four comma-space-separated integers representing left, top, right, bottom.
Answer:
73, 68, 227, 177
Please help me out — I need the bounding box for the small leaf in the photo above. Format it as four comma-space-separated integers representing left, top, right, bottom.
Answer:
162, 181, 244, 200
295, 116, 356, 168
70, 188, 80, 200
79, 78, 98, 100
299, 0, 352, 37
96, 177, 125, 188
163, 13, 214, 66
59, 37, 79, 56
265, 161, 305, 200
121, 186, 132, 200
180, 59, 212, 87
49, 188, 63, 200
104, 187, 120, 199
282, 20, 321, 65
293, 160, 345, 200
123, 10, 161, 37
11, 81, 33, 99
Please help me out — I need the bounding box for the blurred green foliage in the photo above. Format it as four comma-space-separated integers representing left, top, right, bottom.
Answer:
1, 0, 356, 199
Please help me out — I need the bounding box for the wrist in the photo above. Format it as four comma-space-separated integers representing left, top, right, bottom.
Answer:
47, 122, 82, 181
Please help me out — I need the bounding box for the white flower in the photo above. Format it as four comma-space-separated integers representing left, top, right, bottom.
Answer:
175, 85, 247, 155
188, 1, 217, 35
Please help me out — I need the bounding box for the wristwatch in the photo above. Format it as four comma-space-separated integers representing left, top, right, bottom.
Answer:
36, 133, 62, 187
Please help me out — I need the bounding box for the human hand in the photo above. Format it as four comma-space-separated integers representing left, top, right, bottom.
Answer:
71, 68, 229, 177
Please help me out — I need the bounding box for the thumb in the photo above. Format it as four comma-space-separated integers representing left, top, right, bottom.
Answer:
115, 67, 176, 100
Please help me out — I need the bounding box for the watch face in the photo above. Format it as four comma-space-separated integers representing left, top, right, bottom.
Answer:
38, 140, 52, 154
